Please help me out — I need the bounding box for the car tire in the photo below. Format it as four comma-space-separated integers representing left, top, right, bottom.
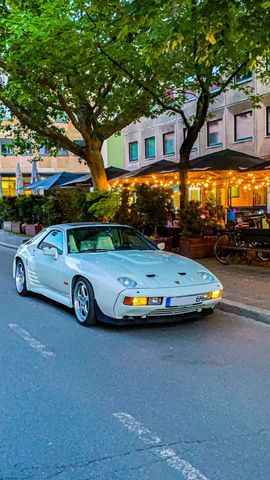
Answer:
15, 259, 28, 296
73, 277, 98, 327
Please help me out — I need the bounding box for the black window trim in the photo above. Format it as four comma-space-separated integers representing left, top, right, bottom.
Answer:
234, 110, 253, 142
266, 106, 270, 136
207, 118, 223, 147
163, 131, 175, 156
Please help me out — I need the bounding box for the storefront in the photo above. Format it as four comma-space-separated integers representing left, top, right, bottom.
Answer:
0, 175, 32, 196
111, 151, 270, 220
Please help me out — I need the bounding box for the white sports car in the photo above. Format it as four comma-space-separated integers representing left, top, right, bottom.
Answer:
13, 223, 223, 326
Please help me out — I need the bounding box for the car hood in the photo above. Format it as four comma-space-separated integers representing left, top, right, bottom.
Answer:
70, 250, 220, 288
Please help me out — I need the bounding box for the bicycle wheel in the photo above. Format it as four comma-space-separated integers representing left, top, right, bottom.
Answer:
257, 250, 270, 262
214, 234, 232, 265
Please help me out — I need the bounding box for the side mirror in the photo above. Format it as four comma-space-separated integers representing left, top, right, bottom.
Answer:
43, 246, 59, 260
157, 242, 165, 251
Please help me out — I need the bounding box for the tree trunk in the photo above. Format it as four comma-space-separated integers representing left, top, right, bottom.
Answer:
85, 140, 108, 190
179, 149, 190, 210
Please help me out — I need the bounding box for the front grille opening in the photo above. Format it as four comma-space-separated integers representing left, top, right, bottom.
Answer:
178, 272, 186, 276
146, 274, 156, 278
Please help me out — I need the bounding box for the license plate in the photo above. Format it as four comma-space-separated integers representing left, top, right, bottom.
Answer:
166, 294, 204, 307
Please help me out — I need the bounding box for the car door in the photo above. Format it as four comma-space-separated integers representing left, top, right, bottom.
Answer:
33, 229, 67, 296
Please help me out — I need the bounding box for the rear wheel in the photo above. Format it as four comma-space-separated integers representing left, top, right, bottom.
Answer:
15, 259, 28, 296
73, 277, 97, 327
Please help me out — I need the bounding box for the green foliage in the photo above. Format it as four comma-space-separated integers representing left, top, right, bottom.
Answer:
16, 195, 39, 223
0, 196, 18, 222
0, 0, 156, 188
85, 188, 134, 223
134, 184, 172, 227
41, 190, 86, 226
179, 200, 224, 237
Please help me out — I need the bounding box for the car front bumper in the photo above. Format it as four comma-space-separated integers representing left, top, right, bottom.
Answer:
112, 282, 223, 320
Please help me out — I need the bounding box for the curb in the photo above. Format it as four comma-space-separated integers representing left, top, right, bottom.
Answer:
218, 299, 270, 325
0, 242, 18, 251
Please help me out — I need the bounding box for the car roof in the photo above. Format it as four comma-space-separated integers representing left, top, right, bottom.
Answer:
48, 222, 131, 230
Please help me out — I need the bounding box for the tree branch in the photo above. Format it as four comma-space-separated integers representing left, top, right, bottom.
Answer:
210, 60, 249, 98
0, 94, 86, 158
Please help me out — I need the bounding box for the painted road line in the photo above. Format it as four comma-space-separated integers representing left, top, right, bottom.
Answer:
8, 323, 55, 358
113, 412, 209, 480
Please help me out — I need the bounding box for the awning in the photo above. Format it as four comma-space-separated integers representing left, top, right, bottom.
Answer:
245, 159, 270, 171
189, 149, 265, 171
119, 159, 177, 179
60, 166, 129, 187
20, 171, 86, 191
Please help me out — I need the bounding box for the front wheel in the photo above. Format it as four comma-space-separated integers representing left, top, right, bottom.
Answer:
15, 259, 28, 296
257, 251, 270, 262
214, 234, 231, 265
73, 277, 97, 327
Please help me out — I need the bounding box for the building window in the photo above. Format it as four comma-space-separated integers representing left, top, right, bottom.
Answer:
0, 105, 12, 120
266, 107, 270, 136
55, 113, 68, 123
1, 139, 13, 155
163, 132, 175, 156
183, 128, 197, 152
145, 137, 155, 159
38, 146, 50, 156
129, 141, 138, 162
57, 148, 69, 156
207, 119, 223, 147
234, 111, 253, 142
234, 71, 252, 84
1, 176, 16, 196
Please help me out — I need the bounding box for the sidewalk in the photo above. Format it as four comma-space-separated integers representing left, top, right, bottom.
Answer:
0, 229, 29, 250
1, 229, 269, 324
200, 258, 270, 324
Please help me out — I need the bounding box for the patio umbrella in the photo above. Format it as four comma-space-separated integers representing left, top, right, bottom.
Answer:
30, 160, 40, 194
15, 162, 23, 196
19, 171, 86, 191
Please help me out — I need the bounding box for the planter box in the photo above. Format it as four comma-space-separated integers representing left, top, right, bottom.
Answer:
150, 236, 173, 251
24, 224, 43, 237
3, 221, 12, 232
179, 236, 216, 258
11, 222, 22, 234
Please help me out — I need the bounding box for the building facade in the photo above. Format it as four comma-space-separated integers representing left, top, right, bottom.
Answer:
0, 114, 124, 196
123, 72, 270, 210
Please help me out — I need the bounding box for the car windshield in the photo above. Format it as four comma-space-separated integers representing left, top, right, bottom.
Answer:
67, 226, 157, 253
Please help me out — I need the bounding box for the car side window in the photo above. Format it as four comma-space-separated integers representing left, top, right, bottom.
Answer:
38, 230, 64, 255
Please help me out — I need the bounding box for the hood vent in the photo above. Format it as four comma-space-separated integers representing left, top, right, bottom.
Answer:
146, 274, 156, 278
178, 272, 186, 276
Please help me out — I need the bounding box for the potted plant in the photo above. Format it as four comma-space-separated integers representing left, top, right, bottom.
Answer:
1, 197, 18, 232
178, 200, 224, 258
16, 195, 43, 236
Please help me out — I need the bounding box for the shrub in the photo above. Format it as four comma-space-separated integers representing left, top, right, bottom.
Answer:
134, 184, 173, 227
179, 200, 224, 237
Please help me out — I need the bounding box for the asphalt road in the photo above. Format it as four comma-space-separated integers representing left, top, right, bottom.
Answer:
1, 246, 270, 480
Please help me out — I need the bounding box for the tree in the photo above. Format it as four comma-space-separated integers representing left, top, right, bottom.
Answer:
0, 0, 156, 189
93, 0, 270, 206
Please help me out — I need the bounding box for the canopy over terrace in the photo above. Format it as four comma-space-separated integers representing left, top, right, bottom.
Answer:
112, 150, 269, 210
20, 171, 85, 191
60, 166, 129, 187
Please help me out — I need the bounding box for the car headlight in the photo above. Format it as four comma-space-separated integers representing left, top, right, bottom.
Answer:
118, 277, 137, 288
197, 271, 215, 282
